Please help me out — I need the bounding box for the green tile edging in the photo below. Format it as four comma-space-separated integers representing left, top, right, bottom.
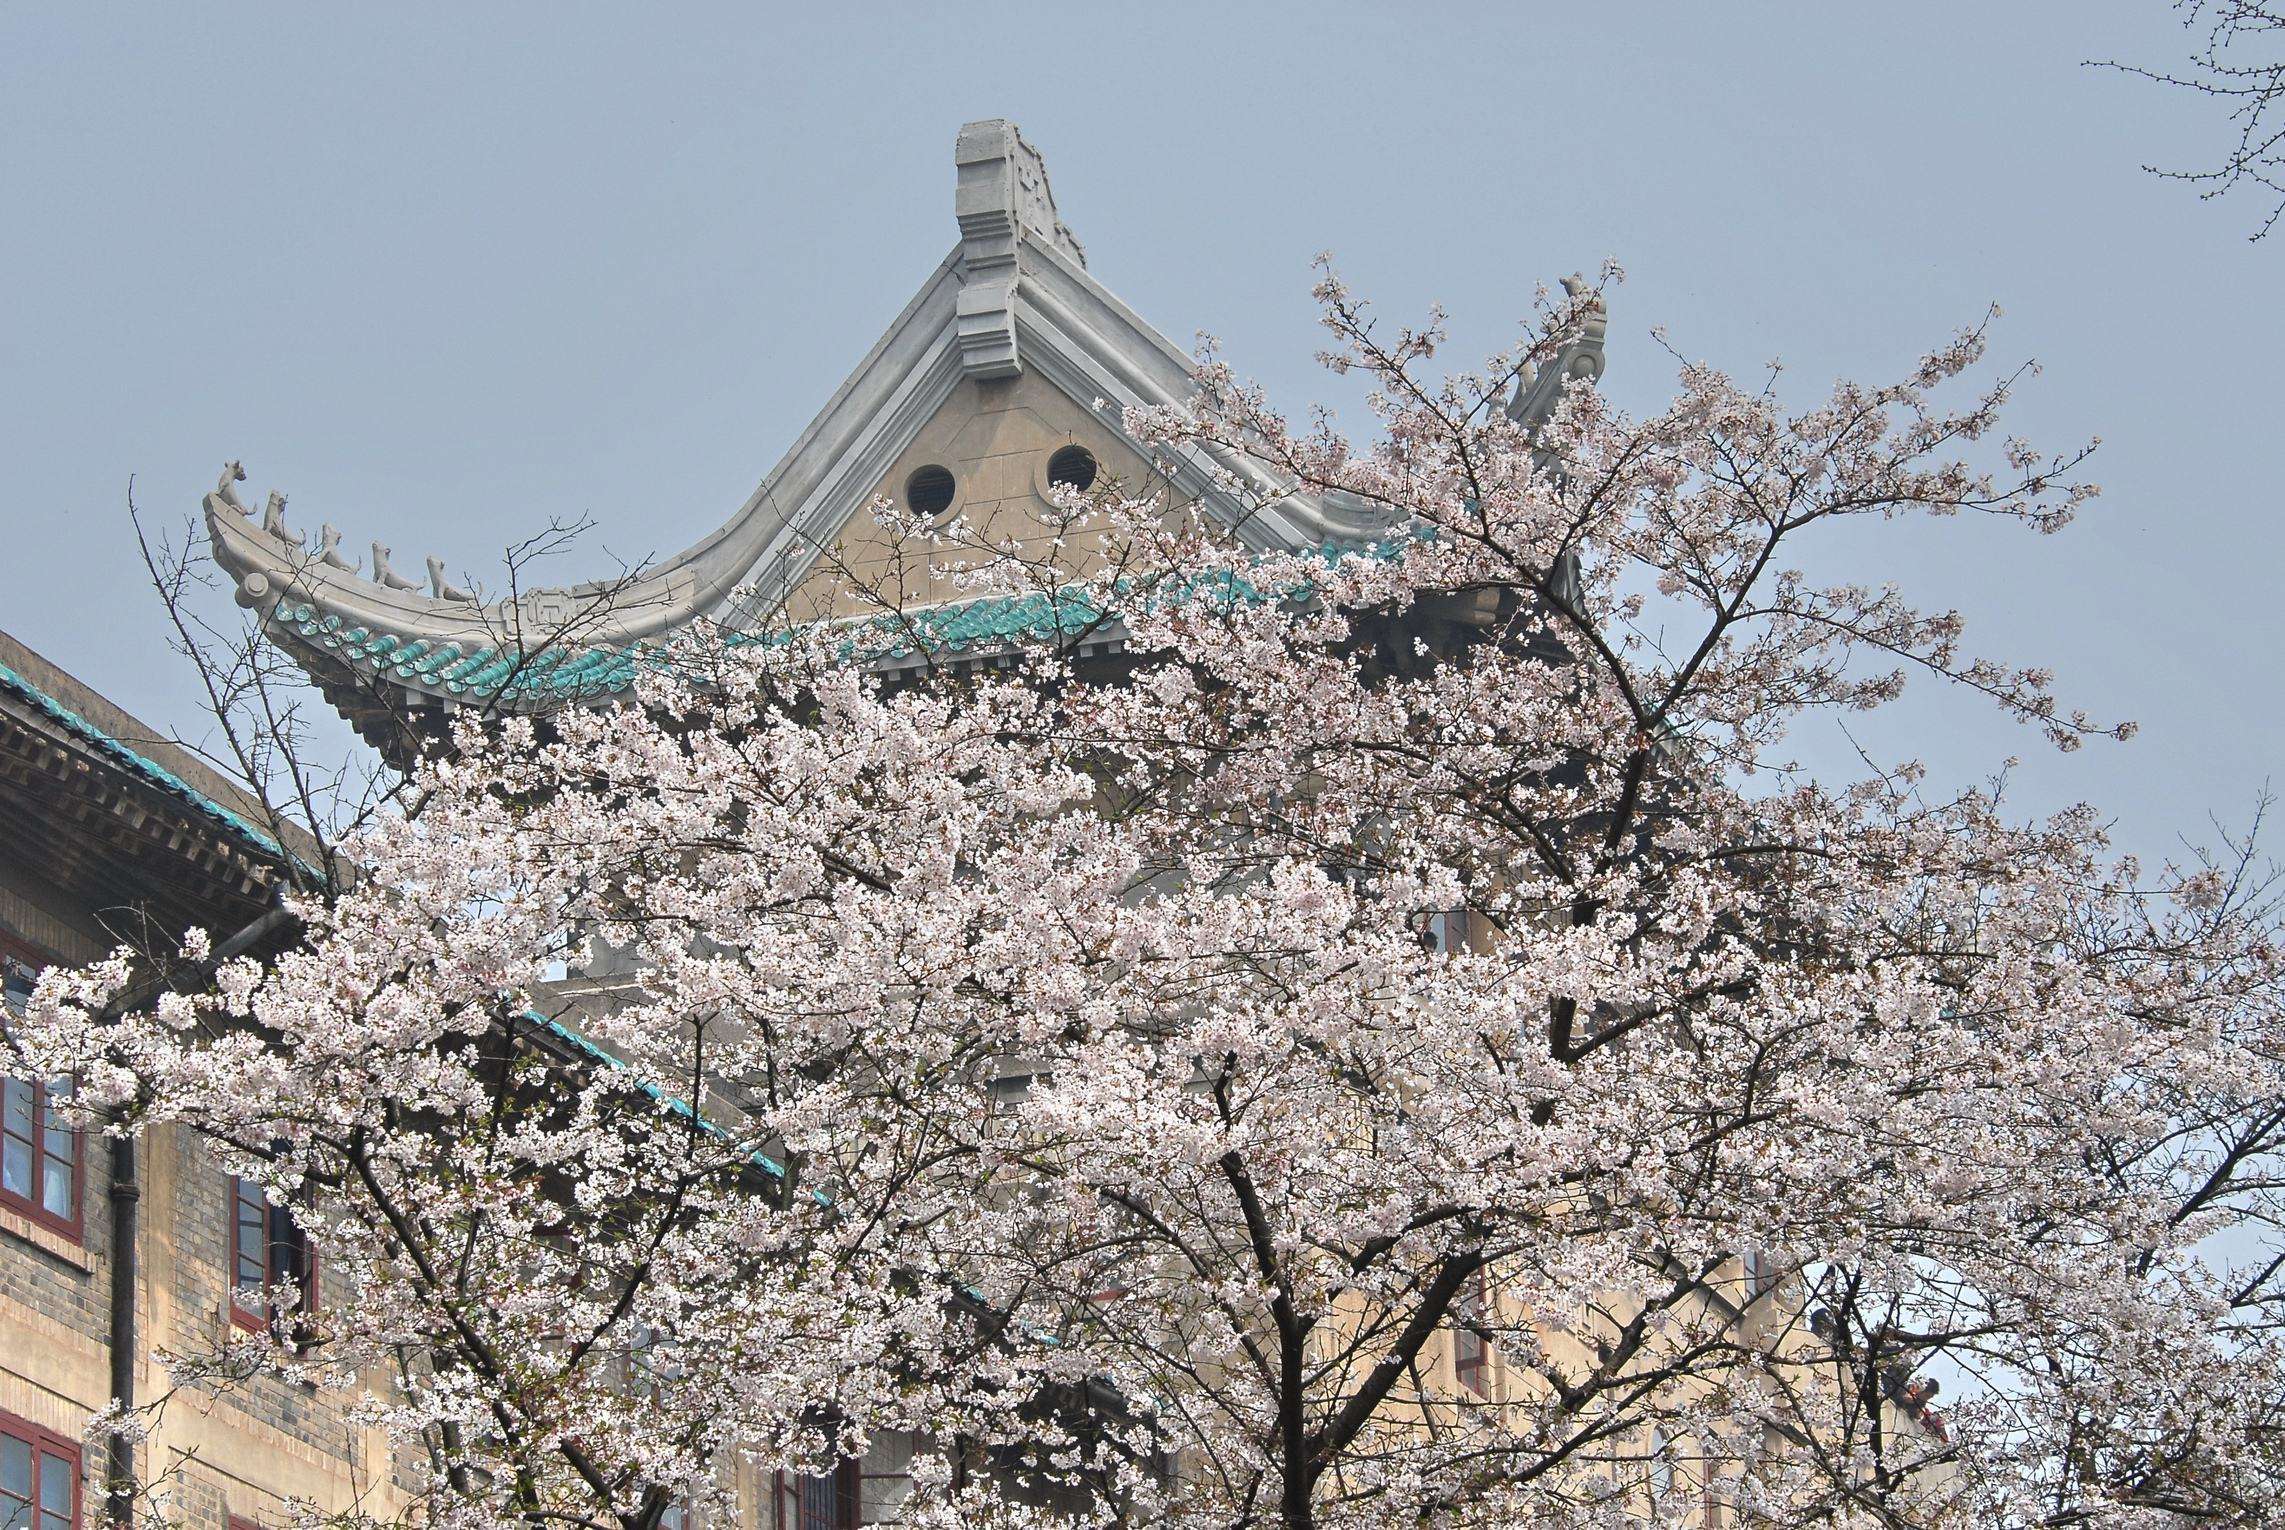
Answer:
0, 660, 285, 862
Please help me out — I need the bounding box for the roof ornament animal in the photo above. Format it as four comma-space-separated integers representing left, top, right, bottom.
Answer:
370, 543, 422, 592
261, 491, 293, 542
316, 523, 359, 574
427, 557, 476, 603
215, 461, 250, 515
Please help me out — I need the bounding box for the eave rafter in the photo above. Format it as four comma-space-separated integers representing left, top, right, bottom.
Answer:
0, 664, 285, 939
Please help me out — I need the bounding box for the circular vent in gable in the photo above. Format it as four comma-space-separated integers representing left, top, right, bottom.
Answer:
1046, 445, 1098, 494
904, 464, 957, 520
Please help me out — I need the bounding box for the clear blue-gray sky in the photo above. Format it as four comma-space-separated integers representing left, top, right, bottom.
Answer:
3, 3, 2276, 863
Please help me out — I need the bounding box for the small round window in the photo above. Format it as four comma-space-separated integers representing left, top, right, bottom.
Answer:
904, 464, 957, 519
1046, 445, 1098, 494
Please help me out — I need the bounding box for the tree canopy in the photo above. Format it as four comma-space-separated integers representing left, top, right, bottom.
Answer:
24, 274, 2285, 1528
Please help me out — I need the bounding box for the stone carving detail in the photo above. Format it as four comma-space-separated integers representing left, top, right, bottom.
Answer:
519, 589, 575, 630
952, 119, 1086, 381
428, 556, 476, 603
261, 491, 294, 542
215, 461, 250, 515
1506, 275, 1610, 440
370, 542, 422, 592
316, 522, 359, 574
1006, 138, 1083, 268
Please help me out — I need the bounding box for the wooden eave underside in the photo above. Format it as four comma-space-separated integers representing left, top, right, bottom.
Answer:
0, 695, 281, 942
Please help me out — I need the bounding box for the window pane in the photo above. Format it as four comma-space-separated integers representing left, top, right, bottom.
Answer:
1, 1433, 30, 1501
2, 1078, 32, 1143
860, 1431, 915, 1519
39, 1156, 70, 1219
40, 1077, 73, 1216
267, 1203, 295, 1289
236, 1182, 269, 1290
35, 1451, 67, 1513
0, 1138, 29, 1200
799, 1471, 835, 1530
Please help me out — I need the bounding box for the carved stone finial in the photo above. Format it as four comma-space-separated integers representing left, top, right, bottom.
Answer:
955, 119, 1084, 269
316, 523, 359, 573
952, 119, 1086, 380
370, 542, 422, 592
1506, 274, 1609, 441
260, 491, 293, 541
427, 556, 475, 603
215, 461, 250, 515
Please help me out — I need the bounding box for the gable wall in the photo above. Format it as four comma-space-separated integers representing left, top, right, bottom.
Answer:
781, 370, 1166, 622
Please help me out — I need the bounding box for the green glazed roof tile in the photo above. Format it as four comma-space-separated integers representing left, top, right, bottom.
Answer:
0, 661, 285, 861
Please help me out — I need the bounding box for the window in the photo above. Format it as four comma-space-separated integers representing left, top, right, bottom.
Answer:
628, 1323, 684, 1398
903, 464, 957, 521
985, 1070, 1037, 1114
0, 1408, 79, 1530
0, 1076, 79, 1239
1649, 1426, 1675, 1498
772, 1461, 858, 1530
228, 1175, 317, 1336
854, 1433, 913, 1523
1452, 1270, 1490, 1396
1418, 909, 1471, 955
1, 954, 35, 1014
1, 939, 79, 1241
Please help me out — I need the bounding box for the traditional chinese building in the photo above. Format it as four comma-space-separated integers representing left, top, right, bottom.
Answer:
199, 120, 1492, 771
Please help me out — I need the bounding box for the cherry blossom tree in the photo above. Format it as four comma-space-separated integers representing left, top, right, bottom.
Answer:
19, 274, 2285, 1528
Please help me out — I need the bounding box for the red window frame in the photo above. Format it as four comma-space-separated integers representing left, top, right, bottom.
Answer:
1452, 1270, 1491, 1397
0, 1406, 82, 1530
228, 1517, 266, 1530
1, 935, 81, 1242
228, 1174, 318, 1335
